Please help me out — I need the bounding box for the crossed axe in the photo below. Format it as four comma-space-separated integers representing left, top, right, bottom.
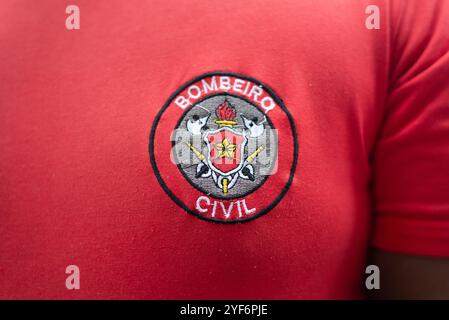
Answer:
185, 142, 265, 195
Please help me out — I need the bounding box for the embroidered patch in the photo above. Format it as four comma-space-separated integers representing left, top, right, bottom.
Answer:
149, 72, 298, 223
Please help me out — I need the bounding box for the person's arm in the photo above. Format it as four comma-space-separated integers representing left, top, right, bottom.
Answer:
368, 250, 449, 299
369, 0, 449, 299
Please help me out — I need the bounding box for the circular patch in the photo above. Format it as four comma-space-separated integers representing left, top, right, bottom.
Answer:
149, 72, 298, 223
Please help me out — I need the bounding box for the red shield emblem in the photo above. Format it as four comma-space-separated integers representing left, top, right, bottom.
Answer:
204, 128, 247, 175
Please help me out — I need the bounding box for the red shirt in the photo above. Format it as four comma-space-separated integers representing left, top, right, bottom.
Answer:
0, 0, 448, 299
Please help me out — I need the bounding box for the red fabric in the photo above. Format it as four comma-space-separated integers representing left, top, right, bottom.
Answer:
0, 0, 448, 299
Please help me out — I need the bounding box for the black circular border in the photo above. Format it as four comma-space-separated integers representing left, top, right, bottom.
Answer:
171, 92, 277, 200
149, 71, 299, 224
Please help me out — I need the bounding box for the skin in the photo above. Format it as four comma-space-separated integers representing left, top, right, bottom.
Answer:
368, 250, 449, 299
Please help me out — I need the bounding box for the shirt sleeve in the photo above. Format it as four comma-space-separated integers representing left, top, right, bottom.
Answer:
371, 0, 449, 257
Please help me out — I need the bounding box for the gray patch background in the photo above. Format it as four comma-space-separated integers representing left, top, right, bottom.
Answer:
173, 95, 277, 199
